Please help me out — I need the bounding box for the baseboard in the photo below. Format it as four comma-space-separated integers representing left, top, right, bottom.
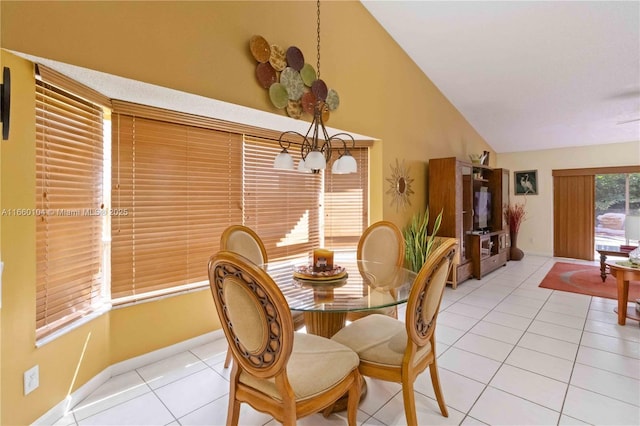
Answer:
33, 330, 224, 425
109, 330, 222, 376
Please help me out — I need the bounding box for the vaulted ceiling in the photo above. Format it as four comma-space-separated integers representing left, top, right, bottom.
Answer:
362, 0, 640, 153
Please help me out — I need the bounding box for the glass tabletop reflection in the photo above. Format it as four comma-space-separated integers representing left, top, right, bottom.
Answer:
264, 259, 417, 313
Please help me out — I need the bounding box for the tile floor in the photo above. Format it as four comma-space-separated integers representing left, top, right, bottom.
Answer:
49, 255, 640, 425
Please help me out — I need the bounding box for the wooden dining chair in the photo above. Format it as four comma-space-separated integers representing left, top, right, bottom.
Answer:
220, 225, 304, 368
208, 251, 362, 426
347, 220, 406, 322
332, 238, 457, 426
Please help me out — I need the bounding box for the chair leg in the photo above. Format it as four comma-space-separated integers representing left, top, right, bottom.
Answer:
281, 401, 297, 426
429, 360, 449, 417
226, 391, 241, 426
401, 378, 418, 426
451, 267, 457, 289
223, 346, 232, 368
390, 305, 398, 319
346, 371, 362, 426
227, 367, 242, 426
282, 417, 296, 426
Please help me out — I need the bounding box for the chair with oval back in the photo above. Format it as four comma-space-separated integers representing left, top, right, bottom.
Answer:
346, 220, 405, 322
220, 225, 305, 368
220, 225, 268, 267
332, 238, 458, 425
209, 251, 362, 426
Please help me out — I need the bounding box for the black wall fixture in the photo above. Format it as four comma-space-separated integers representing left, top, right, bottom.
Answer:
1, 67, 10, 140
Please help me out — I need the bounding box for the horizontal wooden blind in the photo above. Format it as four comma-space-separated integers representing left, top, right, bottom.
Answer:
324, 148, 369, 249
111, 114, 243, 300
243, 136, 322, 260
35, 80, 104, 338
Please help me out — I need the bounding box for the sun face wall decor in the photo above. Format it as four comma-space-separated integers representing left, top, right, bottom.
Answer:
386, 159, 414, 211
249, 34, 340, 121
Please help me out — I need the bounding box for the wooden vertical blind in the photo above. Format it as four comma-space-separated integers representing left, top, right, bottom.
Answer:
111, 115, 243, 300
553, 174, 595, 260
35, 80, 104, 338
324, 148, 369, 250
551, 166, 640, 261
243, 136, 322, 260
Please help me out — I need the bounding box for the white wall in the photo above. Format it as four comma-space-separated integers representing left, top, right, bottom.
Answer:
497, 141, 640, 257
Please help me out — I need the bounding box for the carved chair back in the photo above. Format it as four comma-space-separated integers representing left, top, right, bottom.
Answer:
209, 251, 293, 378
405, 238, 457, 349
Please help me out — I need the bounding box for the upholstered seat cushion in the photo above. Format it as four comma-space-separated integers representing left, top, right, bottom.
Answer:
240, 332, 359, 401
332, 314, 431, 367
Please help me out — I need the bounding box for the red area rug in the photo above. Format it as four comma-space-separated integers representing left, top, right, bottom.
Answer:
539, 262, 640, 300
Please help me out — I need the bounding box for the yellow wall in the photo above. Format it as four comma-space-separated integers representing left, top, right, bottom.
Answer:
1, 0, 492, 226
498, 141, 640, 256
0, 49, 231, 426
0, 1, 490, 424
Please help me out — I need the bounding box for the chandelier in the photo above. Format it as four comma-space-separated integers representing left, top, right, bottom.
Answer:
273, 0, 357, 174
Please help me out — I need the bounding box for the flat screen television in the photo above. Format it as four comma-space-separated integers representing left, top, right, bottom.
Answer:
474, 189, 492, 231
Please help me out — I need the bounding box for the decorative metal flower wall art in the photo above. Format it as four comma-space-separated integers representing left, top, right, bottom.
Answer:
249, 34, 340, 121
386, 159, 414, 211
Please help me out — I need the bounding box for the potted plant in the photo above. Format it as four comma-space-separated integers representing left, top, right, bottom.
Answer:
403, 208, 443, 272
504, 202, 527, 260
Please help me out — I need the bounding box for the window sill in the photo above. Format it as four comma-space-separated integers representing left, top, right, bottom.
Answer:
111, 282, 209, 309
36, 304, 112, 348
36, 282, 209, 348
36, 283, 210, 347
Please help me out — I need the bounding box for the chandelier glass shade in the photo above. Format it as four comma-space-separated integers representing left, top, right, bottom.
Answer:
273, 0, 357, 175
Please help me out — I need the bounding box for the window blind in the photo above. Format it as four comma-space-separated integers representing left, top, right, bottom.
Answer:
324, 148, 369, 250
243, 136, 322, 261
35, 80, 104, 339
111, 114, 243, 301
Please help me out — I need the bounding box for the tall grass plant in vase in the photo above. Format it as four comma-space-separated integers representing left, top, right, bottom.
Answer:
403, 208, 443, 272
504, 202, 527, 260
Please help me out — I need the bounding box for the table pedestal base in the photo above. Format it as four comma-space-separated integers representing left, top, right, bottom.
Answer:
304, 311, 346, 338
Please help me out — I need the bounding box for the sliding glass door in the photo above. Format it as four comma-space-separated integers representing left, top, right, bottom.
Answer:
553, 166, 639, 261
595, 172, 640, 247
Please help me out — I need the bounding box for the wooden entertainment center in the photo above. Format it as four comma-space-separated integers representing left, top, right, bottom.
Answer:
428, 157, 510, 283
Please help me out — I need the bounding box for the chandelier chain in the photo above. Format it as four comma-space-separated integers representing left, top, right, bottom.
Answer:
273, 0, 357, 174
316, 0, 321, 79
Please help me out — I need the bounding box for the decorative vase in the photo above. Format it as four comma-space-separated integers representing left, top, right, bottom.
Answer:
510, 231, 524, 261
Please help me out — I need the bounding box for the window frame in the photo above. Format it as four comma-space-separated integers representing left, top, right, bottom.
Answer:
33, 77, 371, 338
35, 78, 108, 341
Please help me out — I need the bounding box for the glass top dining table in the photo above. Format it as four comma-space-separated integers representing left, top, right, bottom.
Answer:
263, 258, 417, 338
